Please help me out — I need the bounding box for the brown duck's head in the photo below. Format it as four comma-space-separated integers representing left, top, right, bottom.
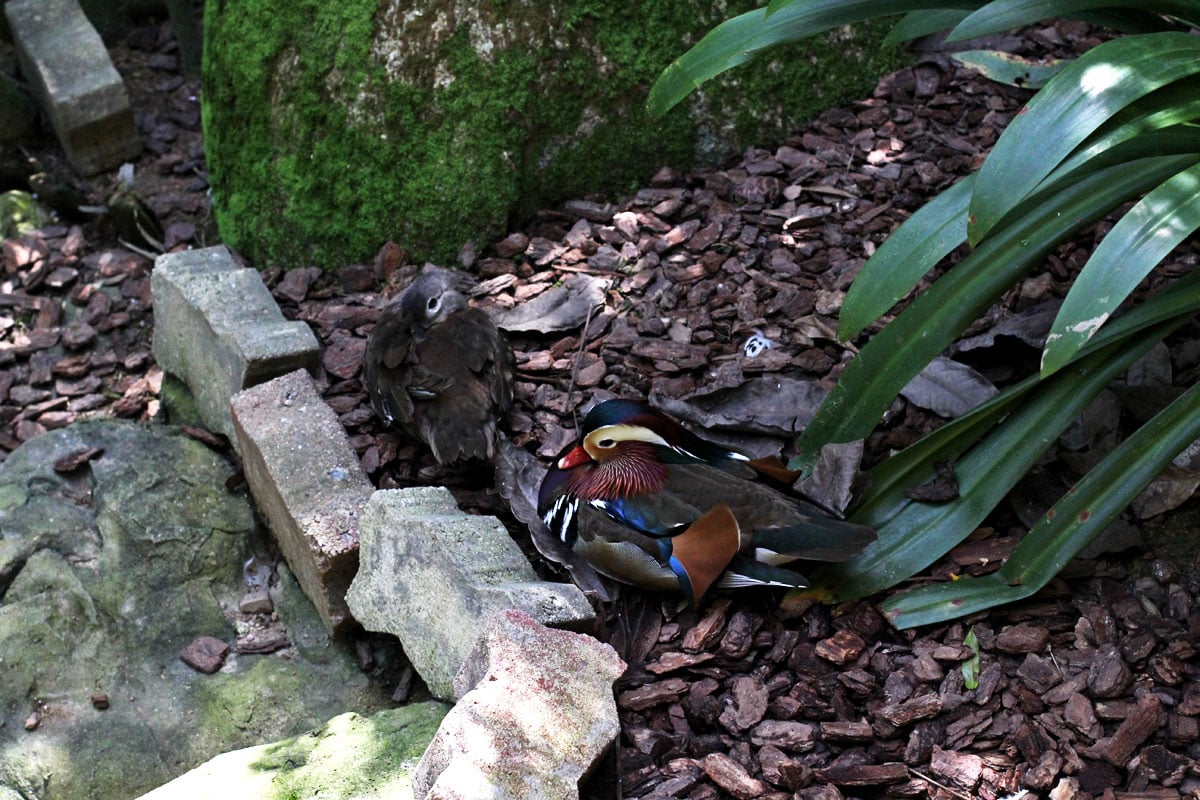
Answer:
399, 271, 468, 331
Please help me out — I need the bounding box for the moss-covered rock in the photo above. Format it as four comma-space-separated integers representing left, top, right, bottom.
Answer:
0, 420, 392, 800
202, 1, 903, 269
137, 704, 450, 799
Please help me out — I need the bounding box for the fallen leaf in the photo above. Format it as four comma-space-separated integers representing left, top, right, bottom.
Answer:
491, 273, 609, 332
901, 356, 997, 418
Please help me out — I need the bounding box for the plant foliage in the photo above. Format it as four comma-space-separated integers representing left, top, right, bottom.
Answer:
649, 2, 1200, 626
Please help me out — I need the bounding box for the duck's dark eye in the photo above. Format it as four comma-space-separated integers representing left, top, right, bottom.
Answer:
596, 438, 616, 448
426, 295, 440, 313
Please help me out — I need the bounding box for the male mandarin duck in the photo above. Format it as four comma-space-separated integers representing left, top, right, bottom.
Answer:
363, 268, 515, 463
537, 399, 876, 605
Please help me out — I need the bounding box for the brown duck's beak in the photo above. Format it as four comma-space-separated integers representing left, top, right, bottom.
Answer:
557, 445, 591, 470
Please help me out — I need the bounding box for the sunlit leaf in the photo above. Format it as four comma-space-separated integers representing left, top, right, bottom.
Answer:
1042, 158, 1200, 376
648, 0, 955, 118
793, 155, 1195, 474
961, 628, 981, 689
969, 32, 1200, 244
946, 0, 1200, 42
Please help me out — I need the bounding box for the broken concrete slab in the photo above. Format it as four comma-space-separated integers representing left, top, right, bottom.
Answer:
347, 487, 596, 700
151, 245, 320, 442
5, 0, 141, 174
231, 368, 370, 635
137, 703, 450, 800
413, 609, 624, 800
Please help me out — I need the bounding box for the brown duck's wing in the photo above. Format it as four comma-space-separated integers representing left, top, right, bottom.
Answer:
362, 309, 418, 429
409, 309, 514, 462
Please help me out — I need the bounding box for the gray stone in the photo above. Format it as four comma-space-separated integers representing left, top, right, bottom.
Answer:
0, 420, 391, 800
5, 0, 141, 174
347, 488, 596, 700
150, 245, 320, 442
413, 609, 624, 800
137, 704, 450, 800
230, 369, 371, 634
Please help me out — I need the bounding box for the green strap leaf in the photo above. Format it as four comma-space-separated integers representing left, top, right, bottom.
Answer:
793, 155, 1195, 474
839, 175, 973, 341
648, 0, 957, 118
968, 32, 1200, 245
949, 50, 1066, 89
882, 375, 1200, 628
946, 0, 1200, 43
883, 9, 973, 45
1042, 158, 1200, 376
811, 326, 1172, 601
823, 268, 1200, 601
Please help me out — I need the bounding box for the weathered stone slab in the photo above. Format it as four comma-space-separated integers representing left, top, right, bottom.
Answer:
231, 369, 370, 635
5, 0, 141, 174
347, 488, 596, 700
151, 245, 320, 442
137, 703, 450, 800
413, 609, 624, 800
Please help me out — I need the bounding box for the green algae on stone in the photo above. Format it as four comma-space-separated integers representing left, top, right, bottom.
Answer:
0, 421, 393, 800
202, 2, 904, 269
137, 704, 450, 800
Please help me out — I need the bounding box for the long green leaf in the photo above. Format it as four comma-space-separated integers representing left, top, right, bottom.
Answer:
811, 325, 1174, 601
883, 8, 974, 45
969, 32, 1200, 244
844, 267, 1200, 574
839, 175, 973, 340
949, 50, 1066, 89
792, 155, 1195, 473
648, 0, 956, 118
882, 376, 1200, 628
1042, 158, 1200, 376
946, 0, 1200, 42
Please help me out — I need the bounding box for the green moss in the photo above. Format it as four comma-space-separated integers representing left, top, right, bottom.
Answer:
204, 2, 907, 269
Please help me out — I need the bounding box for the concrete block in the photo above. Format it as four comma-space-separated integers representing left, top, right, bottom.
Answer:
347, 488, 596, 700
231, 369, 371, 635
6, 0, 141, 175
413, 610, 624, 800
151, 245, 320, 442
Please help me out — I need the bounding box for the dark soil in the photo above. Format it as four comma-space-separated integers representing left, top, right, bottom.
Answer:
2, 13, 1198, 800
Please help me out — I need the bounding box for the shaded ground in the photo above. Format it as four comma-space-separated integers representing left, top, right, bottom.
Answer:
2, 14, 1198, 800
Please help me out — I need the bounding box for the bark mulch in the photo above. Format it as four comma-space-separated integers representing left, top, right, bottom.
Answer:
2, 15, 1198, 800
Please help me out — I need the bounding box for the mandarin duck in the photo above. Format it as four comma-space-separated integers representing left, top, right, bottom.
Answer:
537, 399, 876, 605
363, 268, 514, 463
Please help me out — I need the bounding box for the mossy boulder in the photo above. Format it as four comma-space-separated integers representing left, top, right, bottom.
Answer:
202, 1, 903, 269
0, 420, 392, 799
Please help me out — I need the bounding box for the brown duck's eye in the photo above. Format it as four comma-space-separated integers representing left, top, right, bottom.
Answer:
596, 438, 616, 448
426, 295, 441, 313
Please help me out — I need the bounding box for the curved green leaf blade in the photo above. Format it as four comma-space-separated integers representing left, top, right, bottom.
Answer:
839, 175, 973, 340
883, 8, 973, 45
946, 0, 1200, 42
793, 155, 1195, 474
883, 376, 1200, 628
1042, 158, 1200, 376
648, 0, 954, 118
949, 50, 1066, 89
968, 32, 1200, 244
826, 268, 1200, 600
811, 325, 1171, 601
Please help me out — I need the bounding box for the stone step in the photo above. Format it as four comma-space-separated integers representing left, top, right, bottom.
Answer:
5, 0, 141, 175
231, 368, 371, 635
347, 487, 596, 700
151, 245, 321, 443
